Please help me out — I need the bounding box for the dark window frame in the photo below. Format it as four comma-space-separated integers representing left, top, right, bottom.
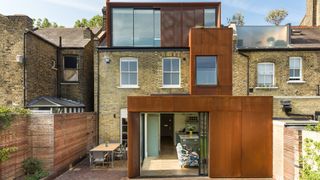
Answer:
111, 7, 161, 47
195, 55, 218, 86
63, 55, 80, 83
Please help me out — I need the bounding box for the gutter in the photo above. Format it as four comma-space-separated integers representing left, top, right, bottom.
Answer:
238, 51, 250, 96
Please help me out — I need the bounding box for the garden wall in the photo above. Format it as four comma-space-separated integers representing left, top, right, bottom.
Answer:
0, 112, 97, 180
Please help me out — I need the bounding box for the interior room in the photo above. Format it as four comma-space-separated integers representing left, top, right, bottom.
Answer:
140, 112, 208, 177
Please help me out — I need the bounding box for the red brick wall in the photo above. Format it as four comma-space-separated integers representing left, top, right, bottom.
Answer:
283, 127, 302, 180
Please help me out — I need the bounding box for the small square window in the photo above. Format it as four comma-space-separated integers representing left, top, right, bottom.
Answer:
196, 56, 217, 85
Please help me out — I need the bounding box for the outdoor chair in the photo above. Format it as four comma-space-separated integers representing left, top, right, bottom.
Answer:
176, 143, 199, 168
114, 144, 127, 160
91, 151, 111, 167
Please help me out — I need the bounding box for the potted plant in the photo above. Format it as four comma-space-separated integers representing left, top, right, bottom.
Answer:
186, 124, 196, 136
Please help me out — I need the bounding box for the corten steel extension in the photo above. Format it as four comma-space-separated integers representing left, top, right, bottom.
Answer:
127, 96, 273, 178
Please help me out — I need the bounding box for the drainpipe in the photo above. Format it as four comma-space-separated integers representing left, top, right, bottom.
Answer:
23, 31, 27, 107
317, 85, 320, 96
97, 48, 100, 145
57, 37, 62, 98
238, 51, 250, 96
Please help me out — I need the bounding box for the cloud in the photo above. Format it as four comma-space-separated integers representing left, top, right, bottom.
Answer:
40, 0, 102, 13
222, 0, 269, 16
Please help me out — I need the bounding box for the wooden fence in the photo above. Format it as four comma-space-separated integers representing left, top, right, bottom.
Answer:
0, 113, 97, 180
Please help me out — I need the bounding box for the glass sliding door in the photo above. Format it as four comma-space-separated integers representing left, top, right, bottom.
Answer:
199, 112, 209, 176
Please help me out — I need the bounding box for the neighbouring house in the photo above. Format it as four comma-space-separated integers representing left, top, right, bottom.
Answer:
232, 24, 320, 121
0, 14, 98, 112
301, 0, 320, 26
96, 0, 272, 178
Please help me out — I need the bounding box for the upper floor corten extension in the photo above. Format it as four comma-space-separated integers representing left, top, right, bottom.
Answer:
105, 0, 221, 47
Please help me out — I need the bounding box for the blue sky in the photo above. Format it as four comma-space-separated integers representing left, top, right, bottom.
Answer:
0, 0, 305, 27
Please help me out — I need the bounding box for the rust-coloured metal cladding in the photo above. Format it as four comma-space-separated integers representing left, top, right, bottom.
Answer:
189, 28, 233, 95
105, 1, 221, 47
127, 96, 273, 178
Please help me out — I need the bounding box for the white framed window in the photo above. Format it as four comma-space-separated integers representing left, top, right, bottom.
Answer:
257, 63, 275, 87
162, 58, 181, 88
120, 58, 138, 88
289, 57, 302, 81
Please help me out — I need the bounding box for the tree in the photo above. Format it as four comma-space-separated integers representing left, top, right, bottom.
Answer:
227, 12, 245, 26
32, 18, 63, 28
74, 15, 103, 28
265, 9, 288, 26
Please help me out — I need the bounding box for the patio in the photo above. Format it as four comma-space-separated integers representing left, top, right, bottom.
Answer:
56, 157, 272, 180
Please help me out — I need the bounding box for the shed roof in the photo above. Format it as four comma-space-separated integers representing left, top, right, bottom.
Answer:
27, 96, 85, 108
34, 28, 92, 48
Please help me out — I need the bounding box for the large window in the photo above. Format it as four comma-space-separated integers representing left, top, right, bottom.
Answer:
196, 56, 217, 85
204, 8, 216, 27
120, 58, 138, 87
63, 56, 79, 82
163, 58, 180, 87
289, 57, 302, 81
112, 8, 161, 47
257, 63, 275, 87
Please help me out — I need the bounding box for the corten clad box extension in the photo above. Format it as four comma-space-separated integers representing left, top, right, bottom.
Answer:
127, 96, 273, 178
189, 28, 233, 95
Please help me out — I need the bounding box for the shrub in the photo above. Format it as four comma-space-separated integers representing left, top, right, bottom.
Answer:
22, 158, 48, 180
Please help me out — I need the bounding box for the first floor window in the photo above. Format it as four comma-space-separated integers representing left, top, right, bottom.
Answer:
163, 58, 180, 87
257, 63, 275, 87
196, 56, 217, 85
289, 57, 302, 81
63, 56, 79, 82
120, 58, 138, 87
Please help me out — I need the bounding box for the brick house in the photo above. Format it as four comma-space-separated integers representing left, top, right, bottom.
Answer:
0, 14, 97, 111
96, 0, 272, 178
232, 24, 320, 120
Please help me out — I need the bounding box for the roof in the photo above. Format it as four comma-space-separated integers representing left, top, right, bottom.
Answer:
34, 28, 92, 48
27, 96, 85, 108
290, 26, 320, 48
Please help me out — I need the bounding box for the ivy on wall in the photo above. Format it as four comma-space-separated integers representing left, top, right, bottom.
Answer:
300, 123, 320, 179
0, 107, 29, 163
0, 147, 17, 162
0, 107, 29, 130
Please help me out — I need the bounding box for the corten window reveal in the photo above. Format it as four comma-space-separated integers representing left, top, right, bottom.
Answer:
196, 56, 217, 86
63, 56, 79, 82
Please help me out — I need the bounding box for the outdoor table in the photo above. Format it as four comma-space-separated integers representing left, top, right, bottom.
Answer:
89, 143, 121, 168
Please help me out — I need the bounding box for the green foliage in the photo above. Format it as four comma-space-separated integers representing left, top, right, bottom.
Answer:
0, 147, 17, 162
25, 170, 49, 180
300, 138, 320, 179
306, 123, 320, 132
0, 106, 30, 130
227, 12, 245, 26
74, 15, 103, 28
33, 18, 64, 28
265, 9, 288, 26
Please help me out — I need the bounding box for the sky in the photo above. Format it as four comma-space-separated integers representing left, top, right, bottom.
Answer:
0, 0, 306, 27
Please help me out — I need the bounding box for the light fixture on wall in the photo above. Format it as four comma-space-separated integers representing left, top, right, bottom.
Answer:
16, 55, 24, 63
104, 56, 111, 64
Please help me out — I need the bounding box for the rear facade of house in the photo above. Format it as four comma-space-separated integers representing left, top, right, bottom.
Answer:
96, 0, 272, 178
